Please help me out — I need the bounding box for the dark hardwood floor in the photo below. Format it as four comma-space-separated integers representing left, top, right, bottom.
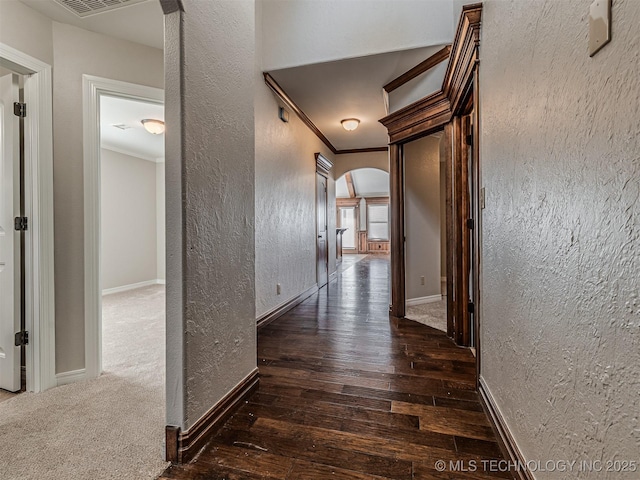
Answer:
160, 255, 511, 479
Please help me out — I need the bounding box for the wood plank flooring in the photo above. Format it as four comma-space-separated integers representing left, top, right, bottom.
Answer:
160, 256, 511, 479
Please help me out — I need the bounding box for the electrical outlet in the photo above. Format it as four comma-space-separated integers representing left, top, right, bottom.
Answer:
276, 283, 281, 295
420, 276, 425, 285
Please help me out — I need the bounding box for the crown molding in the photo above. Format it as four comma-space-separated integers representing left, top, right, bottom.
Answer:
383, 44, 452, 94
264, 73, 337, 154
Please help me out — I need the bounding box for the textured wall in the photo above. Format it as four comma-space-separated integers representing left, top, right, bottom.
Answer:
166, 0, 257, 430
255, 0, 336, 319
100, 149, 158, 290
156, 163, 166, 281
254, 81, 336, 317
404, 136, 441, 300
261, 0, 454, 70
480, 0, 640, 477
333, 151, 389, 180
51, 22, 164, 373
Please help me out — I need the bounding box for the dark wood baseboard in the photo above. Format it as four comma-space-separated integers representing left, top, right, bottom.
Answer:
478, 378, 534, 480
165, 368, 259, 464
257, 284, 319, 330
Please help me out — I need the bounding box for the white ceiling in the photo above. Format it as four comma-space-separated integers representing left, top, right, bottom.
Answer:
20, 0, 164, 49
100, 95, 164, 161
336, 168, 389, 199
269, 45, 445, 151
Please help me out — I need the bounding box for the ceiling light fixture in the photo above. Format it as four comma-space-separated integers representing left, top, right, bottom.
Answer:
341, 118, 360, 131
141, 119, 165, 135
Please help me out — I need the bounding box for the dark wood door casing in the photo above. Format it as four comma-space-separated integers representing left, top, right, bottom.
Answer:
316, 173, 329, 288
380, 4, 482, 349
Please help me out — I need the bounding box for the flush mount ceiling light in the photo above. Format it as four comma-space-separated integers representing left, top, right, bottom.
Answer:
141, 119, 165, 135
341, 118, 360, 131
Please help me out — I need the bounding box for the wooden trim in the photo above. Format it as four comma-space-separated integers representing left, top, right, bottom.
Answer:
335, 147, 388, 155
443, 123, 455, 339
454, 116, 471, 346
264, 73, 337, 154
472, 71, 482, 387
479, 378, 534, 480
264, 74, 388, 156
256, 285, 319, 330
364, 196, 389, 205
383, 45, 452, 93
345, 172, 356, 198
315, 152, 333, 176
166, 369, 260, 464
336, 198, 360, 208
165, 426, 179, 463
443, 4, 482, 115
358, 231, 368, 253
380, 5, 482, 349
379, 90, 452, 144
389, 144, 405, 319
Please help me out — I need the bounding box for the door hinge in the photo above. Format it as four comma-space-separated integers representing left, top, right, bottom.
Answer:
466, 218, 474, 229
14, 102, 26, 118
15, 331, 29, 346
14, 217, 28, 231
468, 302, 475, 314
465, 134, 473, 146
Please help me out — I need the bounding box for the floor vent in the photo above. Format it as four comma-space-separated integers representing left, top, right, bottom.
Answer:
54, 0, 147, 18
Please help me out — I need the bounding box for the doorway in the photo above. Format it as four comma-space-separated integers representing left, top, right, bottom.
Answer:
0, 43, 56, 395
82, 75, 164, 379
403, 134, 448, 333
98, 94, 165, 376
316, 172, 328, 288
0, 72, 22, 396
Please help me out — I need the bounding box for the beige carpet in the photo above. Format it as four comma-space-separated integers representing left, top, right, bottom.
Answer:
0, 285, 169, 480
405, 299, 447, 332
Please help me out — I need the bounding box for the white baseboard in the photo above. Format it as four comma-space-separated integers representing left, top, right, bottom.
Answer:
102, 279, 165, 296
56, 368, 86, 386
156, 279, 166, 285
406, 294, 442, 307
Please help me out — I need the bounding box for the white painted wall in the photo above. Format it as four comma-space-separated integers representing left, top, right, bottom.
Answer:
255, 0, 336, 319
52, 23, 164, 373
100, 149, 158, 290
0, 0, 53, 66
261, 0, 454, 70
480, 0, 640, 475
165, 0, 257, 431
404, 136, 441, 301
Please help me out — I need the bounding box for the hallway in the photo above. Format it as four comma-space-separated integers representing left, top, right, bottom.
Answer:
161, 256, 509, 479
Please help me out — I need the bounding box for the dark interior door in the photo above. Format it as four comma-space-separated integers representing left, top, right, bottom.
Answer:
316, 173, 328, 288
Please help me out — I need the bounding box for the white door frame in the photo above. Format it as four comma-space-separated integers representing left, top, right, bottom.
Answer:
82, 75, 163, 379
0, 43, 56, 393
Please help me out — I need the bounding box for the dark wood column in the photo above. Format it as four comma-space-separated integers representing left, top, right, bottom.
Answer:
389, 143, 405, 319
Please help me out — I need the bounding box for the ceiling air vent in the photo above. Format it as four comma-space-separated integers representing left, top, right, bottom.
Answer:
54, 0, 148, 18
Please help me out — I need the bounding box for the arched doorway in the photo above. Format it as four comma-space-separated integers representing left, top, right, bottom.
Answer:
335, 168, 390, 260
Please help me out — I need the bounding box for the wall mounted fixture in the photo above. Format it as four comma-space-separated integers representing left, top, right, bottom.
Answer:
279, 106, 289, 123
341, 118, 360, 131
141, 119, 165, 135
